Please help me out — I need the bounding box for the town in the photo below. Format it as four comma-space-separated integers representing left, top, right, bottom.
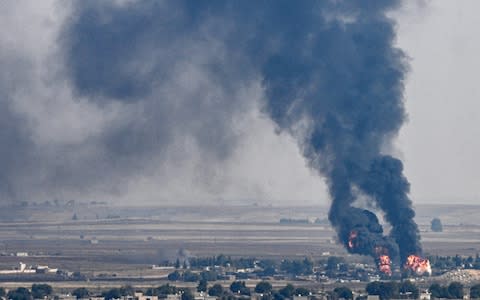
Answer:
2, 252, 480, 300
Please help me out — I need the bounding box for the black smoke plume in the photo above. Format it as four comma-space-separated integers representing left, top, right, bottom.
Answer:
63, 0, 422, 263
252, 1, 422, 264
2, 0, 423, 264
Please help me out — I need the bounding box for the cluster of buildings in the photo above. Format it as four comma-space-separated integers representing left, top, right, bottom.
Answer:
55, 292, 217, 300
0, 262, 58, 275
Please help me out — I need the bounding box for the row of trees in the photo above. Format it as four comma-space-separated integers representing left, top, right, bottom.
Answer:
365, 281, 419, 300
168, 252, 480, 281
118, 282, 352, 300
204, 281, 313, 299
0, 283, 306, 300
428, 254, 480, 270
177, 255, 257, 269
365, 281, 478, 300
173, 252, 480, 279
173, 256, 317, 276
169, 256, 349, 281
0, 284, 53, 300
429, 282, 464, 299
366, 280, 470, 300
96, 282, 316, 300
5, 280, 480, 300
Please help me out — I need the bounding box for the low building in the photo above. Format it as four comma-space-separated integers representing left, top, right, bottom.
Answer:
420, 291, 431, 300
137, 293, 158, 300
293, 296, 309, 300
56, 295, 76, 300
194, 292, 216, 300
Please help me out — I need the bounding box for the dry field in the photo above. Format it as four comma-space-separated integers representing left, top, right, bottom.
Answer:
0, 204, 478, 289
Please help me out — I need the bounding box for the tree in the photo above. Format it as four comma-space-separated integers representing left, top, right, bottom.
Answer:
72, 271, 86, 280
144, 287, 157, 296
31, 284, 53, 299
429, 283, 447, 299
230, 281, 245, 293
366, 281, 399, 300
230, 281, 250, 295
119, 285, 135, 297
208, 284, 224, 297
7, 287, 32, 300
215, 254, 229, 266
156, 284, 178, 296
470, 284, 480, 299
197, 279, 208, 293
454, 255, 462, 267
383, 281, 399, 300
182, 270, 200, 282
102, 288, 121, 300
72, 288, 90, 299
279, 284, 295, 298
200, 270, 218, 281
255, 281, 273, 294
181, 289, 194, 300
294, 287, 310, 297
399, 281, 419, 299
447, 282, 464, 299
333, 287, 353, 300
261, 266, 277, 277
175, 258, 181, 269
0, 287, 5, 298
327, 256, 345, 271
280, 258, 313, 276
252, 259, 277, 277
302, 257, 314, 275
168, 270, 181, 281
366, 282, 382, 296
431, 218, 443, 232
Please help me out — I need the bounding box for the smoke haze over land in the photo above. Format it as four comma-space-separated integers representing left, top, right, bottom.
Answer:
0, 0, 479, 208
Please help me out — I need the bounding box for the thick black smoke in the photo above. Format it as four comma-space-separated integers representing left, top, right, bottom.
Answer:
250, 1, 422, 264
272, 0, 417, 263
343, 208, 398, 259
64, 0, 422, 263
360, 156, 421, 260
2, 0, 422, 263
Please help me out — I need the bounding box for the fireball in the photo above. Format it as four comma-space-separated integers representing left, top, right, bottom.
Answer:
378, 255, 392, 276
405, 255, 432, 275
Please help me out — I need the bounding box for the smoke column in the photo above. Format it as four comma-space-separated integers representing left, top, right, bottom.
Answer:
63, 0, 423, 265
0, 0, 421, 263
259, 1, 423, 265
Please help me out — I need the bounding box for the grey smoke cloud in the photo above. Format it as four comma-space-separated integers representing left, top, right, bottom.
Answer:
0, 0, 326, 204
1, 0, 426, 266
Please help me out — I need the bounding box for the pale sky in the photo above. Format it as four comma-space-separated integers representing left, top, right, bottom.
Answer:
0, 1, 478, 206
395, 0, 480, 204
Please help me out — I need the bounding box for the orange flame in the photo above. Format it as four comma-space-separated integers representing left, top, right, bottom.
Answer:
348, 230, 358, 249
374, 247, 392, 276
378, 255, 392, 276
347, 232, 393, 276
405, 255, 432, 275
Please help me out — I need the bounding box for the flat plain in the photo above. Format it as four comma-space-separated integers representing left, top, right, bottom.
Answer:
0, 203, 479, 289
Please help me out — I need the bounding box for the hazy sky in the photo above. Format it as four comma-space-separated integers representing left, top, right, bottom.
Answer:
395, 1, 480, 204
0, 1, 478, 206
